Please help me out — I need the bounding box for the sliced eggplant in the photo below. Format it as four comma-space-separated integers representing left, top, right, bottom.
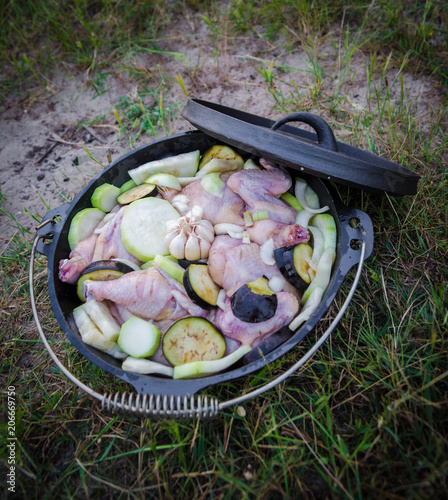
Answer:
198, 145, 243, 170
76, 260, 135, 302
162, 317, 226, 366
117, 183, 156, 205
230, 277, 278, 323
183, 264, 221, 310
274, 244, 313, 291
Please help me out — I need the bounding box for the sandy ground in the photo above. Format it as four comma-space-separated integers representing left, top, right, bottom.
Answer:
0, 14, 443, 244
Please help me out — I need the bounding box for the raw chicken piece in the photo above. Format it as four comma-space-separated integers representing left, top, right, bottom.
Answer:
59, 231, 99, 284
207, 235, 243, 286
181, 174, 245, 225
94, 207, 141, 265
226, 164, 297, 224
84, 267, 191, 322
247, 219, 309, 248
209, 236, 289, 297
84, 268, 180, 320
215, 293, 299, 346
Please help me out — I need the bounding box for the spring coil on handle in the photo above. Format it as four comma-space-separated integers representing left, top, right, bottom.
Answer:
101, 392, 220, 420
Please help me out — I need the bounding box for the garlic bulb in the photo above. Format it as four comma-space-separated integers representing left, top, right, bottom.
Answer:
164, 207, 215, 260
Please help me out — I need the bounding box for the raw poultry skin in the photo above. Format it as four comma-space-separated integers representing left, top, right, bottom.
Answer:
226, 163, 297, 224
181, 173, 246, 226
84, 267, 207, 323
215, 294, 299, 346
59, 207, 141, 284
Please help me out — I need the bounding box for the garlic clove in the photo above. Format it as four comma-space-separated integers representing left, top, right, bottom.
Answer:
164, 230, 178, 247
199, 238, 211, 259
169, 232, 187, 259
194, 224, 215, 243
185, 234, 201, 261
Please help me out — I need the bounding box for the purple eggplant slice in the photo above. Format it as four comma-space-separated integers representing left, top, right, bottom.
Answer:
183, 264, 220, 310
274, 244, 312, 291
230, 277, 278, 323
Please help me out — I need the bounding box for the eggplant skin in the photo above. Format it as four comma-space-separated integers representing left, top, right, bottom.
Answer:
76, 260, 135, 301
183, 264, 220, 310
230, 278, 278, 323
274, 246, 309, 291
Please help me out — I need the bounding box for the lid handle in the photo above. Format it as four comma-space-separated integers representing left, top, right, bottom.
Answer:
271, 112, 338, 152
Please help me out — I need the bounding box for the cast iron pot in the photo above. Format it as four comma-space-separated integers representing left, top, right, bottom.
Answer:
31, 126, 374, 419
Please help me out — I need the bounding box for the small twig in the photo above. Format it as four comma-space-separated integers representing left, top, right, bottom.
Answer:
36, 142, 57, 164
82, 123, 107, 144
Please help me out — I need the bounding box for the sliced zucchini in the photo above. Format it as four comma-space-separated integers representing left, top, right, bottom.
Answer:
117, 183, 156, 205
83, 299, 121, 342
120, 198, 180, 261
76, 260, 135, 301
144, 173, 182, 190
183, 264, 221, 310
128, 150, 200, 184
274, 244, 313, 291
91, 183, 121, 212
198, 145, 243, 170
68, 207, 105, 251
119, 179, 137, 193
162, 317, 226, 366
153, 254, 185, 283
117, 316, 161, 358
122, 357, 174, 376
173, 344, 251, 379
230, 277, 278, 323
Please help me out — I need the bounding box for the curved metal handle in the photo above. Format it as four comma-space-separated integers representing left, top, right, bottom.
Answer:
271, 112, 338, 152
31, 227, 366, 418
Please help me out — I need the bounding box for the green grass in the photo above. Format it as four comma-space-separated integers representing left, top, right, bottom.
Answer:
1, 1, 448, 498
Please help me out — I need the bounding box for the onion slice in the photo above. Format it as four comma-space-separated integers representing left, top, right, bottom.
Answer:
295, 180, 329, 214
260, 238, 275, 266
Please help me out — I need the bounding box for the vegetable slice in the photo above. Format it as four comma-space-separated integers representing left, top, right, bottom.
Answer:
117, 316, 161, 358
230, 277, 278, 323
68, 208, 105, 251
122, 357, 174, 376
91, 183, 121, 212
153, 254, 185, 283
76, 260, 135, 302
198, 145, 243, 170
119, 179, 137, 193
162, 317, 226, 366
73, 305, 117, 353
274, 244, 313, 291
128, 150, 200, 184
144, 173, 182, 190
117, 183, 156, 205
173, 344, 251, 379
183, 264, 221, 309
121, 198, 180, 261
83, 299, 121, 342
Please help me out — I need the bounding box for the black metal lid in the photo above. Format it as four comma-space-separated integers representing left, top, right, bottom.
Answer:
181, 99, 420, 195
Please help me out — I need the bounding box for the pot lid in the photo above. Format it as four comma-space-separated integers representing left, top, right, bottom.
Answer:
181, 99, 420, 195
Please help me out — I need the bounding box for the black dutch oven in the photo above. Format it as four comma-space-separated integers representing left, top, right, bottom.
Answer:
30, 100, 419, 419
